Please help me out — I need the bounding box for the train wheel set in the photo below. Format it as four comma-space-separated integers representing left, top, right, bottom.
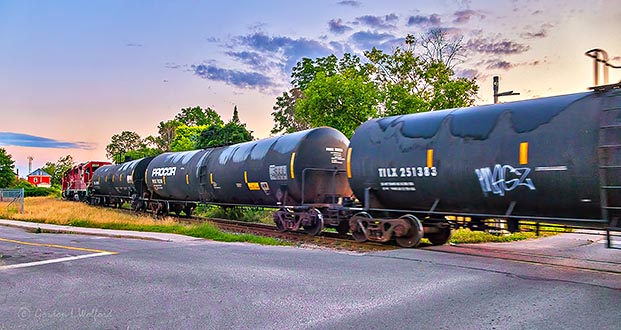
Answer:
62, 84, 621, 248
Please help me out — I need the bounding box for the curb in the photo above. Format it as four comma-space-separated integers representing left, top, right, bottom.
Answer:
0, 219, 202, 243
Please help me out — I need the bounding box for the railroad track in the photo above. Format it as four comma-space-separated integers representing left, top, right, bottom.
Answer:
106, 205, 394, 251
179, 215, 395, 252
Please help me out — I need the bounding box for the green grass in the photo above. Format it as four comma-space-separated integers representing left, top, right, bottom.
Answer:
448, 228, 537, 244
1, 197, 287, 247
194, 205, 274, 224
68, 219, 287, 246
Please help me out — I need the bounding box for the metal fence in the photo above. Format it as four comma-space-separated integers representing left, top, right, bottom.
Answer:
0, 188, 24, 214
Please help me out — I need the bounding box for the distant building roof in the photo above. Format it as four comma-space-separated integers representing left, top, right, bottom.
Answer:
28, 168, 51, 177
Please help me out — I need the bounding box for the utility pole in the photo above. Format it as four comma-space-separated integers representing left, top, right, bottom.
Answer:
493, 76, 520, 104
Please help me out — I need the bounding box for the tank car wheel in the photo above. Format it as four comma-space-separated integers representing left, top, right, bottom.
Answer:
426, 227, 453, 246
302, 208, 324, 236
350, 212, 371, 242
273, 209, 288, 232
395, 215, 423, 248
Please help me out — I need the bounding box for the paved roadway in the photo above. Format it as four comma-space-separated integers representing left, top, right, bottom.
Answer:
0, 225, 619, 330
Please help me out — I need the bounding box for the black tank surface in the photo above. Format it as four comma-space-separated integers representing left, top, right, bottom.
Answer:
348, 90, 621, 225
204, 127, 351, 206
91, 164, 116, 196
145, 149, 211, 201
92, 157, 153, 197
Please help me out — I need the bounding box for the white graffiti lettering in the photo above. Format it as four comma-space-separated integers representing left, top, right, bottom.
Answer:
475, 164, 535, 196
151, 167, 177, 177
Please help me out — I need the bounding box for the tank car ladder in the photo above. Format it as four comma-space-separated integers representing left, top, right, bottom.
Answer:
597, 89, 621, 247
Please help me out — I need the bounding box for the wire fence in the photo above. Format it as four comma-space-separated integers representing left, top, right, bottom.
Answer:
0, 188, 24, 214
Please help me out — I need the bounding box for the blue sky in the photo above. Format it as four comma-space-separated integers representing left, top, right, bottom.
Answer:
1, 0, 620, 176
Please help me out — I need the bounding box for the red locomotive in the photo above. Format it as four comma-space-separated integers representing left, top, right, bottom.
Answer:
61, 161, 111, 200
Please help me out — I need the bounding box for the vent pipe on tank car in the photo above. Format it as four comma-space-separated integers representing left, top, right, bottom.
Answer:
585, 49, 621, 87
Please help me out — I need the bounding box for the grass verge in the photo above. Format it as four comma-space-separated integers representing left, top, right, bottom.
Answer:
0, 197, 286, 246
448, 229, 537, 244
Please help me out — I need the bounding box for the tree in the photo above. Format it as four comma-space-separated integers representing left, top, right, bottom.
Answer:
145, 120, 182, 152
272, 53, 375, 136
271, 30, 478, 135
231, 106, 240, 123
42, 155, 74, 186
295, 70, 379, 138
365, 30, 478, 116
271, 88, 310, 134
0, 148, 16, 188
175, 106, 224, 127
197, 107, 254, 148
170, 125, 208, 152
106, 131, 145, 163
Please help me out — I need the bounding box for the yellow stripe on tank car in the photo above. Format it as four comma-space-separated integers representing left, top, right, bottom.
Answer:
520, 142, 529, 165
427, 149, 434, 168
244, 171, 248, 183
163, 176, 166, 185
346, 148, 353, 178
186, 174, 189, 185
210, 173, 213, 185
290, 152, 296, 179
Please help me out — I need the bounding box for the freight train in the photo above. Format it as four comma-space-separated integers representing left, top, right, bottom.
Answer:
64, 83, 621, 247
61, 161, 111, 200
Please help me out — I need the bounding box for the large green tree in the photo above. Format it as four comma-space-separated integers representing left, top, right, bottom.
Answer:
42, 155, 74, 186
273, 53, 375, 136
170, 125, 208, 152
175, 106, 224, 127
106, 131, 147, 163
0, 148, 16, 188
295, 70, 379, 138
196, 106, 254, 148
365, 30, 478, 116
271, 88, 310, 135
271, 30, 478, 135
145, 120, 182, 152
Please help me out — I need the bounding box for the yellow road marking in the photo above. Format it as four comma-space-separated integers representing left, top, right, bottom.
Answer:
0, 237, 118, 254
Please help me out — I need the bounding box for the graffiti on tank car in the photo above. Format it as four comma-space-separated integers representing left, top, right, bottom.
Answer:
151, 167, 177, 177
475, 164, 536, 196
378, 166, 437, 178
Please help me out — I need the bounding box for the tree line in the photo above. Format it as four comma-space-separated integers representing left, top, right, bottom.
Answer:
105, 105, 253, 164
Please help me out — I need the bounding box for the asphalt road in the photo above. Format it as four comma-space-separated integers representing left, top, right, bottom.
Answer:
0, 226, 619, 330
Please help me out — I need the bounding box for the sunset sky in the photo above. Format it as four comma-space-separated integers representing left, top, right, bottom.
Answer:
1, 0, 620, 177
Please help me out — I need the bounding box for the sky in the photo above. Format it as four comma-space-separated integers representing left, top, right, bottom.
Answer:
1, 0, 620, 177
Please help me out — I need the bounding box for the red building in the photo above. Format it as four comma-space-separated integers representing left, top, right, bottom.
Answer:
27, 169, 52, 187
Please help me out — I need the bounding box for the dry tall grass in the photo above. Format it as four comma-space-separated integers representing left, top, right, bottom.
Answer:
0, 196, 177, 226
